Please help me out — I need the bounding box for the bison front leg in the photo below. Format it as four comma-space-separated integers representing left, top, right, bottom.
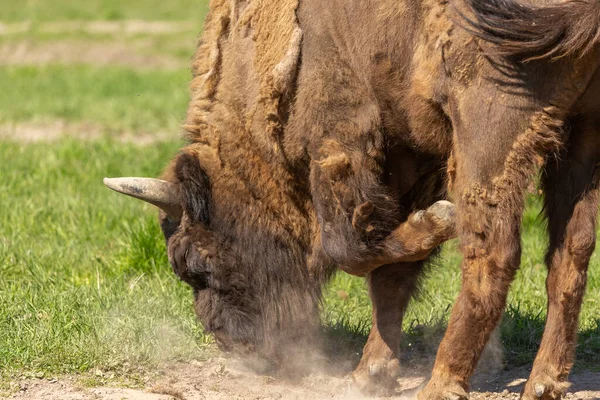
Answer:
419, 184, 522, 400
376, 200, 455, 266
419, 91, 566, 399
522, 121, 600, 400
311, 150, 455, 276
351, 261, 425, 395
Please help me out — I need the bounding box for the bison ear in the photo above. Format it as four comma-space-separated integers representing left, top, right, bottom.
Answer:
175, 152, 211, 224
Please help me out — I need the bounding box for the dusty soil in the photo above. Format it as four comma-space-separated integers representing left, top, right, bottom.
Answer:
0, 40, 185, 70
0, 121, 175, 144
5, 358, 600, 400
0, 20, 197, 70
0, 21, 196, 36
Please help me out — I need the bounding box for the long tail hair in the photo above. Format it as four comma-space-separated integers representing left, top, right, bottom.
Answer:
460, 0, 600, 61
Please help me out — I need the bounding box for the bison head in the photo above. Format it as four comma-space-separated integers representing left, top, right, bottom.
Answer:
105, 150, 328, 366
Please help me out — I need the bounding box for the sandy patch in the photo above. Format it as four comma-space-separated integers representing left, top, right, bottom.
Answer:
0, 120, 176, 145
0, 40, 187, 70
0, 22, 32, 36
469, 367, 600, 400
0, 21, 196, 36
5, 358, 600, 400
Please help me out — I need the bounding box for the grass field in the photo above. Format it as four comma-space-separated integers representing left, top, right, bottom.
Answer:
1, 0, 599, 394
0, 0, 208, 22
0, 66, 189, 132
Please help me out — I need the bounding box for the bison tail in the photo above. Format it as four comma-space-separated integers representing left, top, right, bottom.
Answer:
460, 0, 600, 61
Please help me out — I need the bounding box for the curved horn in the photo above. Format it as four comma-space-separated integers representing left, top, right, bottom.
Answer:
103, 177, 182, 219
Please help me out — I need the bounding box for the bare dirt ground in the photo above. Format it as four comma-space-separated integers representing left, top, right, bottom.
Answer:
0, 121, 175, 144
5, 357, 600, 400
0, 40, 185, 70
0, 21, 196, 36
0, 21, 196, 70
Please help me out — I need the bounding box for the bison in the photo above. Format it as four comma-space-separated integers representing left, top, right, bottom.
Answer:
105, 0, 600, 398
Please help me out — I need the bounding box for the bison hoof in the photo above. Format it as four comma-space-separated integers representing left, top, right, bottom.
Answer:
535, 383, 547, 397
417, 377, 468, 400
351, 357, 400, 396
521, 374, 569, 400
425, 200, 456, 230
411, 200, 457, 240
427, 199, 455, 220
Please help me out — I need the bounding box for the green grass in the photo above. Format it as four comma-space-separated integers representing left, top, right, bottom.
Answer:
0, 0, 209, 22
0, 140, 209, 378
0, 65, 190, 133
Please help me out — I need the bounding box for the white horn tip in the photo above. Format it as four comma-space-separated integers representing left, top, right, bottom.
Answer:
103, 177, 145, 194
103, 177, 128, 193
102, 176, 182, 219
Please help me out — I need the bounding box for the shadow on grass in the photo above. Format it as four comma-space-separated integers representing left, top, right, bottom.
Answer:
469, 306, 600, 393
502, 304, 600, 369
319, 304, 600, 381
319, 317, 446, 377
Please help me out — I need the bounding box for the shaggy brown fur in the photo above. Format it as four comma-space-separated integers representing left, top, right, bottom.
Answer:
121, 0, 600, 397
160, 0, 454, 382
